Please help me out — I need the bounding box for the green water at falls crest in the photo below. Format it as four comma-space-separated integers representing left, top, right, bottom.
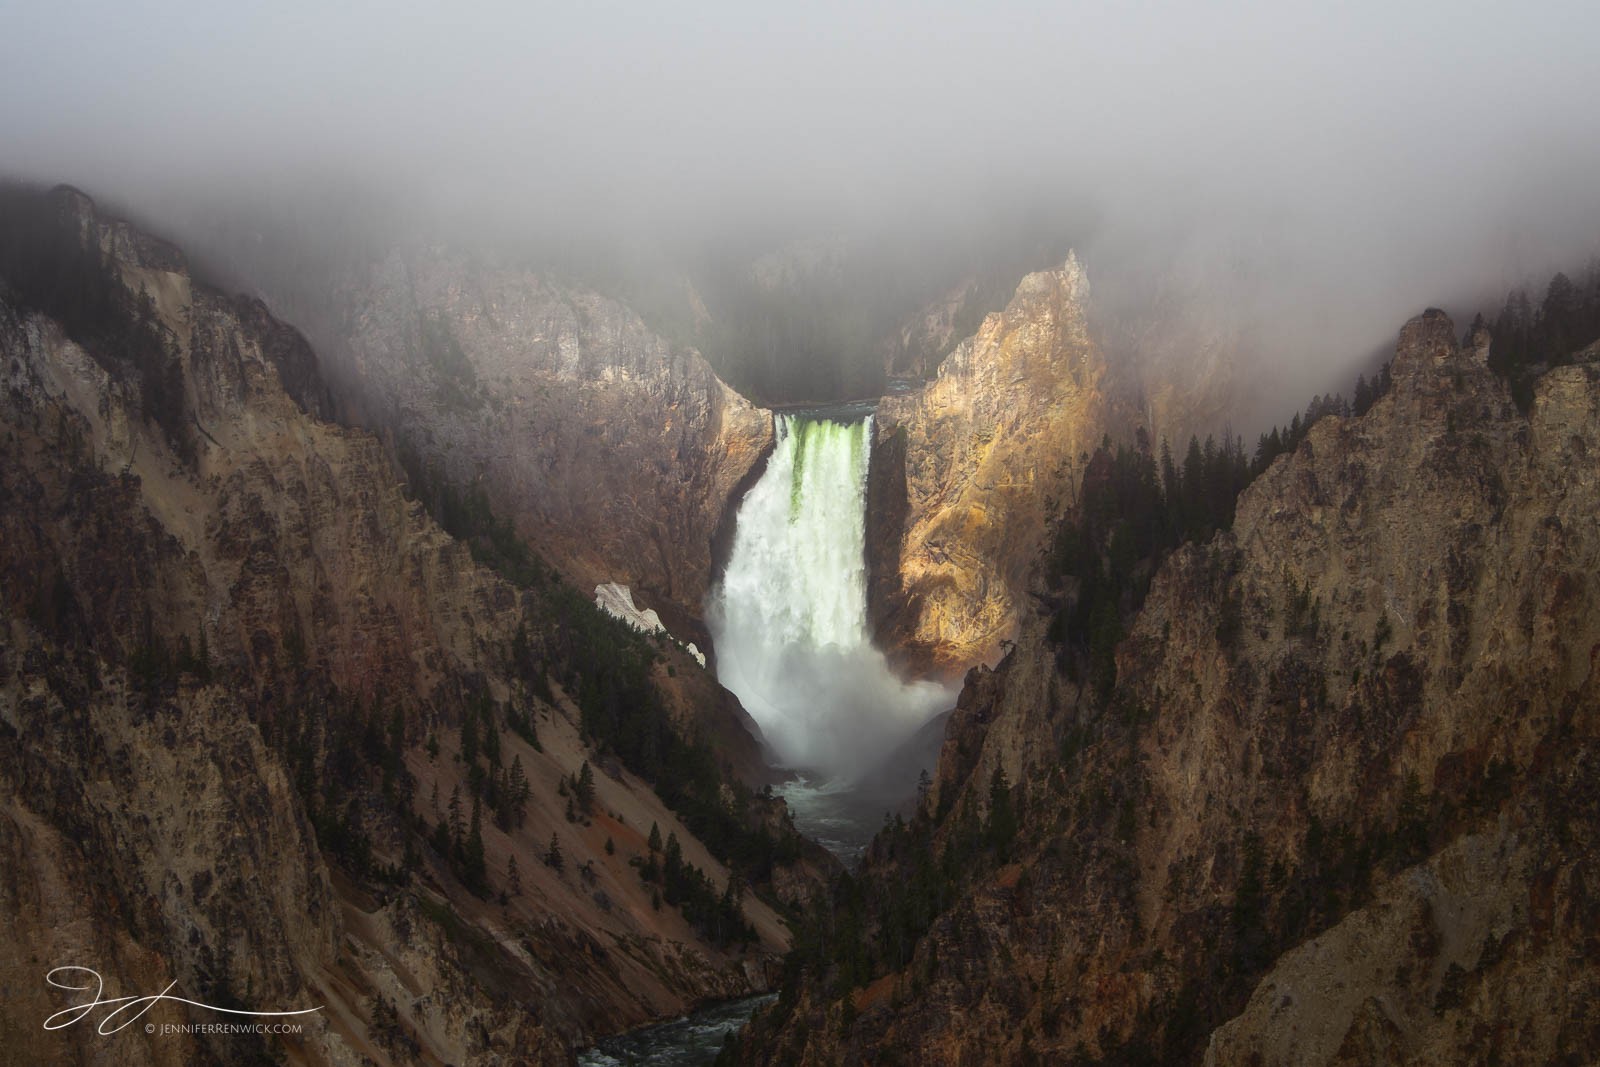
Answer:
709, 413, 951, 783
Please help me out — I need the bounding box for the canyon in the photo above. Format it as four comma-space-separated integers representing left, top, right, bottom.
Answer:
5, 180, 1598, 1067
299, 245, 1190, 685
0, 187, 822, 1066
736, 309, 1600, 1065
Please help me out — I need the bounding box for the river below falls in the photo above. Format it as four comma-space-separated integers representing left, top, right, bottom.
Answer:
582, 409, 951, 1061
577, 993, 777, 1066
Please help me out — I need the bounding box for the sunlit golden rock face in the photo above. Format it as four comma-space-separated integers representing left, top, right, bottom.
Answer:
869, 254, 1110, 677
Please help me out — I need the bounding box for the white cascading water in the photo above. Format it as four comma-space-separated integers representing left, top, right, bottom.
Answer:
710, 414, 954, 787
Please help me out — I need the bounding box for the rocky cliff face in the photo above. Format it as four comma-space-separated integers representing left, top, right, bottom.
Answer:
869, 255, 1111, 676
876, 277, 980, 379
0, 188, 799, 1065
747, 309, 1600, 1064
327, 249, 772, 624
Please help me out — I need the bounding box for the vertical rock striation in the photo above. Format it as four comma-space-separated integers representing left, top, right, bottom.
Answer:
869, 254, 1110, 676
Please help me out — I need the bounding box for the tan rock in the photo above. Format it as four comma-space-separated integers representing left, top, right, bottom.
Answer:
870, 254, 1109, 676
755, 308, 1600, 1065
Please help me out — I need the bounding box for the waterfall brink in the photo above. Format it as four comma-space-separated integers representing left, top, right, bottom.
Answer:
710, 413, 954, 785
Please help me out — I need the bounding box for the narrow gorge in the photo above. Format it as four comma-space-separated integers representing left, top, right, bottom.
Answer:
711, 411, 956, 855
5, 153, 1598, 1067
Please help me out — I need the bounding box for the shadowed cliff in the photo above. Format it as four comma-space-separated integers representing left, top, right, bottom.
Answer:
0, 186, 826, 1066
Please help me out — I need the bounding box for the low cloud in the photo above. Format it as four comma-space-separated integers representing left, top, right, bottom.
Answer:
3, 0, 1597, 403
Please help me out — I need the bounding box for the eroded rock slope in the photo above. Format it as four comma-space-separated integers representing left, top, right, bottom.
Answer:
330, 249, 773, 624
747, 310, 1600, 1065
0, 187, 804, 1066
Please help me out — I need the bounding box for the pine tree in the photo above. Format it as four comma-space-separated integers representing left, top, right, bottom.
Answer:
461, 706, 479, 766
447, 785, 463, 848
387, 705, 405, 760
1541, 271, 1582, 362
483, 713, 501, 769
382, 705, 405, 800
986, 766, 1017, 856
1159, 436, 1180, 537
1181, 436, 1206, 541
648, 821, 663, 854
576, 761, 595, 814
508, 755, 529, 828
507, 854, 521, 896
546, 832, 563, 872
1585, 257, 1600, 343
717, 872, 746, 946
491, 768, 510, 831
464, 795, 486, 894
663, 831, 684, 902
1353, 373, 1373, 416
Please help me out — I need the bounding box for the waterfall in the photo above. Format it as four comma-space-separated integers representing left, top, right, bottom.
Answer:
710, 413, 953, 785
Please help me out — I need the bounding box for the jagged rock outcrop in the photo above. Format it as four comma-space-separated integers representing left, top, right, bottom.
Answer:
877, 277, 981, 379
869, 255, 1111, 675
329, 249, 772, 623
0, 188, 797, 1065
748, 309, 1600, 1065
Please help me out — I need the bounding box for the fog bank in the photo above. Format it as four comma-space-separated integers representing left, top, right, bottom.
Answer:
4, 1, 1598, 404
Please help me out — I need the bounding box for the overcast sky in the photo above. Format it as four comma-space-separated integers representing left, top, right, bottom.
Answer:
4, 0, 1599, 392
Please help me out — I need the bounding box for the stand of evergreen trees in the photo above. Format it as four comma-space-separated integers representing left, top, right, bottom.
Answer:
280, 685, 416, 886
637, 823, 756, 948
516, 576, 804, 883
1048, 430, 1252, 700
395, 439, 549, 588
1046, 344, 1410, 701
1486, 262, 1600, 410
396, 451, 805, 900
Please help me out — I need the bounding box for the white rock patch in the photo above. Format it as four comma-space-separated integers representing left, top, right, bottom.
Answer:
594, 582, 706, 667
